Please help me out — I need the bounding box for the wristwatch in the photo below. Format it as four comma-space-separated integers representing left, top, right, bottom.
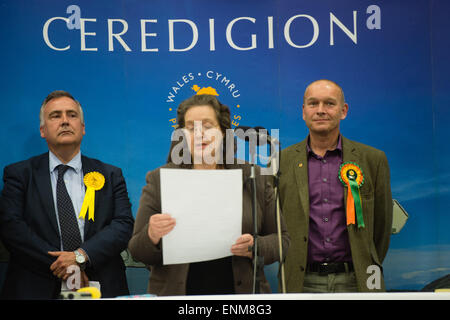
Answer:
74, 249, 87, 271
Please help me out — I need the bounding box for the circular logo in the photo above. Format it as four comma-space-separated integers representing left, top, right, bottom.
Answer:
165, 70, 244, 130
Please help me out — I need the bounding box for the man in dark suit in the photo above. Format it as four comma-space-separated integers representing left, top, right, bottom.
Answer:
280, 80, 392, 292
0, 90, 134, 299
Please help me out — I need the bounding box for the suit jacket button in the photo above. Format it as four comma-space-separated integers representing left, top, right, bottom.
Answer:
237, 280, 242, 286
303, 236, 307, 242
300, 266, 305, 272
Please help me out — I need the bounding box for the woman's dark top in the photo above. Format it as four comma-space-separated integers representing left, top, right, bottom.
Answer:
186, 256, 235, 295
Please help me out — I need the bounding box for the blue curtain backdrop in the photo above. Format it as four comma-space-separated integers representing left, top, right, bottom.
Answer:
0, 0, 449, 292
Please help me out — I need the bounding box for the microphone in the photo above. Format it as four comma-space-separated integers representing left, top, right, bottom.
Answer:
234, 126, 275, 146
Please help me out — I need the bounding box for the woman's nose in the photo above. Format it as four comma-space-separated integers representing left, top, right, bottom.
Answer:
193, 122, 205, 136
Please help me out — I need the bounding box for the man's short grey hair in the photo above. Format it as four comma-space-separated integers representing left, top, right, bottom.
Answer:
39, 90, 84, 127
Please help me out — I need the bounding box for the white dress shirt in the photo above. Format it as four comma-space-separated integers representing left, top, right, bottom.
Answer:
48, 150, 86, 250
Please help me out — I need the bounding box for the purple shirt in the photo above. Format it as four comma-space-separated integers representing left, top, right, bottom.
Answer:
306, 135, 352, 263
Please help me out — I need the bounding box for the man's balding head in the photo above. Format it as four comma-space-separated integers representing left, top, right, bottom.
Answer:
303, 79, 345, 106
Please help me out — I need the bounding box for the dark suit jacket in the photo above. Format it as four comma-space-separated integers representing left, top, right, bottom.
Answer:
128, 162, 290, 296
0, 152, 134, 299
279, 136, 392, 292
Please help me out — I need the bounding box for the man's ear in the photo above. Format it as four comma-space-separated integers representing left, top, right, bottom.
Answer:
340, 103, 349, 120
40, 126, 46, 139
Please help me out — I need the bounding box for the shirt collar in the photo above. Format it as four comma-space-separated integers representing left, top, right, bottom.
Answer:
49, 150, 82, 174
306, 134, 343, 156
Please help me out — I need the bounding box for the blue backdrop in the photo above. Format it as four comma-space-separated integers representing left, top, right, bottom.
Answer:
1, 0, 449, 292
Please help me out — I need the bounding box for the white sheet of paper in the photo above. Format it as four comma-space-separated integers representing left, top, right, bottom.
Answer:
160, 168, 242, 265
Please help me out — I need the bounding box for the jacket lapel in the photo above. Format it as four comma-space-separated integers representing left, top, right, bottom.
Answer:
342, 136, 360, 163
293, 136, 359, 219
341, 136, 360, 225
293, 140, 310, 218
34, 153, 59, 236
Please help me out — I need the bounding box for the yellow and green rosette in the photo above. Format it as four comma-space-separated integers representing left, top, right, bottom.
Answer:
339, 162, 365, 228
79, 171, 105, 222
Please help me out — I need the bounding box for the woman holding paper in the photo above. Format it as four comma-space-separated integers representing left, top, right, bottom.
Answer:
128, 94, 290, 296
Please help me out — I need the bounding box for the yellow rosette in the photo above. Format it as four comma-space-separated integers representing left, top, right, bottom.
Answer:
79, 172, 105, 222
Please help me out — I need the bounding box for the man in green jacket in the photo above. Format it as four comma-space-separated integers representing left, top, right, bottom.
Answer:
280, 79, 392, 292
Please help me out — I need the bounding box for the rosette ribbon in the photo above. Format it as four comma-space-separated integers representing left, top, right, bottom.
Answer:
339, 162, 365, 228
79, 172, 105, 222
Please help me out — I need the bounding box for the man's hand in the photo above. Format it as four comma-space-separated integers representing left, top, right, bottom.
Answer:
48, 251, 76, 280
231, 234, 254, 259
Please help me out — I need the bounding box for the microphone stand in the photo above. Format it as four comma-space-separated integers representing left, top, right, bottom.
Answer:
249, 141, 263, 294
270, 139, 286, 293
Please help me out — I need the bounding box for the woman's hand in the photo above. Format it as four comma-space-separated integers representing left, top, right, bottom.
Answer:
148, 213, 176, 245
231, 234, 254, 259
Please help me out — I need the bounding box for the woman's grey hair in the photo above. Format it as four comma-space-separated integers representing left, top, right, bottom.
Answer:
39, 90, 84, 127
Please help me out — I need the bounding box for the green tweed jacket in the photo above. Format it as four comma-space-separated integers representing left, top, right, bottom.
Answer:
279, 135, 392, 292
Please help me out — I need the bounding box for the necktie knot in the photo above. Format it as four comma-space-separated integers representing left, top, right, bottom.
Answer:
57, 165, 71, 178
